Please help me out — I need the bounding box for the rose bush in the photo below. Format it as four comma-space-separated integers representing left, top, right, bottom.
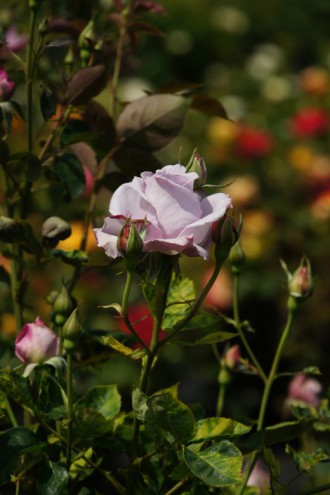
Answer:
94, 164, 232, 260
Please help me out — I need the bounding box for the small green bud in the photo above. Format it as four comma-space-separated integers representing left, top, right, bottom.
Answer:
38, 18, 48, 37
229, 241, 245, 274
53, 285, 74, 320
63, 338, 76, 352
218, 366, 231, 386
78, 19, 96, 66
29, 0, 43, 12
117, 222, 144, 272
61, 308, 81, 344
185, 149, 207, 188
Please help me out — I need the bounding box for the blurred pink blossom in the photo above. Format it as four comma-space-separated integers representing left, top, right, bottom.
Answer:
0, 67, 15, 101
5, 27, 28, 52
288, 374, 322, 407
291, 108, 328, 138
235, 125, 274, 158
224, 344, 241, 369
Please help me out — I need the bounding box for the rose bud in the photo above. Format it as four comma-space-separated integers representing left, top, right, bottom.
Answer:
212, 214, 241, 263
117, 222, 144, 272
281, 256, 313, 300
288, 374, 322, 408
62, 308, 81, 351
185, 149, 207, 188
0, 68, 15, 102
52, 285, 75, 325
224, 344, 241, 370
229, 240, 246, 274
15, 318, 59, 365
41, 216, 72, 247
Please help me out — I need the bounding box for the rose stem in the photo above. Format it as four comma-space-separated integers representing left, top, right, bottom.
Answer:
65, 350, 74, 470
233, 271, 267, 383
239, 296, 298, 493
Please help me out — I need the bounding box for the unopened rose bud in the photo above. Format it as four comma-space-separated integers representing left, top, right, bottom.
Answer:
15, 318, 59, 364
229, 241, 245, 274
117, 222, 144, 271
29, 0, 43, 12
41, 216, 72, 247
52, 285, 75, 325
212, 215, 240, 263
185, 149, 207, 188
38, 18, 48, 38
281, 256, 313, 300
62, 308, 81, 351
78, 19, 96, 66
224, 344, 241, 370
64, 44, 75, 74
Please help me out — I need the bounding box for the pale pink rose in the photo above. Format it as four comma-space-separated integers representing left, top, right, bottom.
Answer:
288, 374, 322, 408
0, 68, 15, 101
5, 27, 28, 52
94, 164, 232, 260
15, 318, 59, 365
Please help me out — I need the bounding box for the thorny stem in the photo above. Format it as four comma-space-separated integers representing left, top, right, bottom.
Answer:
109, 7, 129, 118
233, 272, 267, 384
4, 396, 18, 427
165, 478, 191, 495
65, 352, 73, 470
41, 421, 124, 493
26, 8, 37, 152
239, 298, 298, 493
126, 265, 172, 494
122, 270, 133, 316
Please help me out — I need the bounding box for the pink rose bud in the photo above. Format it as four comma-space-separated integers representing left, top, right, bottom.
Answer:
288, 374, 322, 408
0, 68, 15, 102
15, 318, 59, 364
224, 344, 241, 370
117, 222, 144, 257
185, 149, 207, 188
281, 256, 313, 299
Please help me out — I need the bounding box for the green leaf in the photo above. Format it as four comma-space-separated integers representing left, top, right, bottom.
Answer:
102, 335, 133, 356
51, 249, 88, 267
38, 461, 69, 495
0, 101, 14, 135
72, 408, 113, 443
0, 369, 34, 412
189, 417, 251, 444
174, 331, 237, 347
117, 94, 189, 151
8, 152, 41, 182
285, 445, 330, 472
147, 392, 196, 443
52, 153, 85, 201
132, 386, 149, 421
75, 385, 121, 420
161, 276, 195, 331
0, 427, 45, 485
183, 440, 242, 487
239, 421, 310, 452
69, 448, 94, 481
40, 89, 57, 121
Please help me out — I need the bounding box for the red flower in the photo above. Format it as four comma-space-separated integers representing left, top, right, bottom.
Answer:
235, 126, 274, 158
291, 108, 328, 138
118, 304, 166, 348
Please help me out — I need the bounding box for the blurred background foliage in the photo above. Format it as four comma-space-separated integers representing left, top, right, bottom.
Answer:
0, 0, 329, 432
